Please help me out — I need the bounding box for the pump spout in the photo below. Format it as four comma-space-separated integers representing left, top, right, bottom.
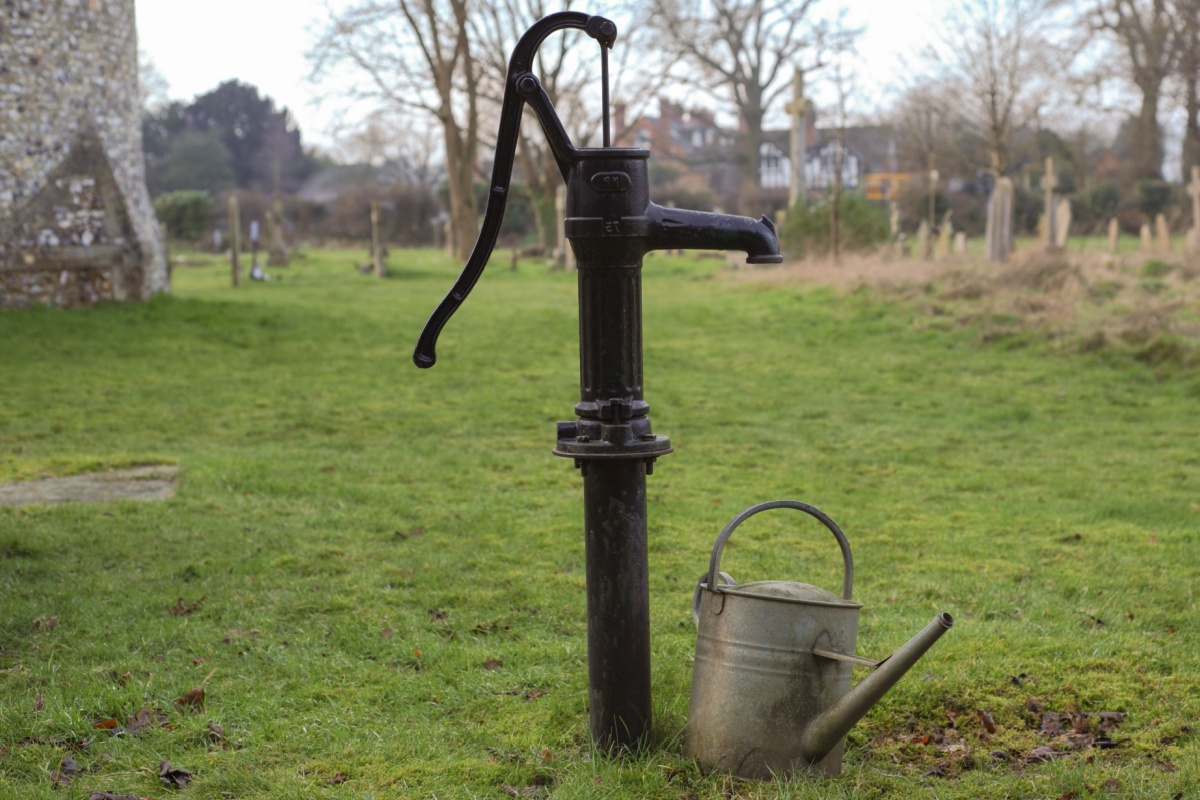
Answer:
647, 204, 783, 264
799, 612, 954, 765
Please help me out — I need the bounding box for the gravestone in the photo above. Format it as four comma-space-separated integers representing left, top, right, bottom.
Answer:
1053, 199, 1072, 249
887, 201, 901, 260
1108, 218, 1120, 254
1155, 213, 1171, 253
370, 202, 385, 278
1042, 156, 1059, 251
213, 229, 223, 253
553, 184, 578, 270
228, 195, 242, 287
1140, 223, 1153, 254
985, 178, 1014, 263
917, 220, 931, 261
954, 232, 967, 255
784, 68, 808, 209
1188, 166, 1200, 257
267, 199, 288, 267
0, 0, 167, 309
935, 210, 953, 258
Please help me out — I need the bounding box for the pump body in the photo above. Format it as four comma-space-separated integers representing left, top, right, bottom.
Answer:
414, 11, 782, 750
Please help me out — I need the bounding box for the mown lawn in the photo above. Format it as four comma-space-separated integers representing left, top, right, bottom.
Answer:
1, 247, 1197, 799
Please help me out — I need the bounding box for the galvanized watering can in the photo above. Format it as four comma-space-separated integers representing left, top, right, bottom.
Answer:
684, 500, 953, 779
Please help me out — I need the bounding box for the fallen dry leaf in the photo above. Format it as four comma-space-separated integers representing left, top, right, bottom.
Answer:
381, 628, 394, 639
176, 687, 205, 710
1101, 777, 1121, 792
483, 658, 503, 670
1156, 760, 1179, 772
51, 754, 80, 787
205, 722, 226, 745
33, 691, 43, 712
126, 707, 169, 736
94, 718, 120, 730
977, 708, 997, 734
87, 793, 146, 800
325, 773, 348, 785
523, 689, 546, 701
168, 596, 206, 617
1026, 745, 1066, 762
33, 616, 58, 630
158, 760, 193, 788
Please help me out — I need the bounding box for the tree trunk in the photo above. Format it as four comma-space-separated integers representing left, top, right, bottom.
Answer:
1132, 81, 1163, 180
443, 121, 477, 261
1183, 5, 1200, 174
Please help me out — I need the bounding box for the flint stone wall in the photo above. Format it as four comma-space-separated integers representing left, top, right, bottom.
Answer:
0, 0, 166, 310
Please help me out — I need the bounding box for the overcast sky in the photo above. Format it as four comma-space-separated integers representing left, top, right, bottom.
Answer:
135, 0, 938, 154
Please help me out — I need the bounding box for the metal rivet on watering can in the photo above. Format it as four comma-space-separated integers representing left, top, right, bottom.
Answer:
412, 12, 783, 752
685, 500, 953, 779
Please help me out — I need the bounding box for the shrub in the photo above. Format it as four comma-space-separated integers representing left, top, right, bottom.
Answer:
1136, 180, 1173, 218
780, 193, 890, 259
1073, 181, 1121, 235
152, 190, 214, 242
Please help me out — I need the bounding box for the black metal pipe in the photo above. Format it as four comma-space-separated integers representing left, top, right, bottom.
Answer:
583, 460, 651, 747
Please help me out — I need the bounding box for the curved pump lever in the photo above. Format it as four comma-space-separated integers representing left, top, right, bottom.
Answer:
413, 12, 615, 369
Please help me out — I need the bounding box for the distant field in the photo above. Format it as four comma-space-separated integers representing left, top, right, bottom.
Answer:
1, 247, 1197, 799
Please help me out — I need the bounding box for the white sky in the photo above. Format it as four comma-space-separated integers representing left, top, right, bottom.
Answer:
134, 0, 937, 155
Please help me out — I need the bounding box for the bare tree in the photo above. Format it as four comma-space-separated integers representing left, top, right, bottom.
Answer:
1178, 0, 1200, 172
471, 0, 678, 250
823, 27, 857, 264
1088, 0, 1179, 179
138, 50, 171, 112
309, 0, 481, 259
644, 0, 847, 190
917, 0, 1055, 179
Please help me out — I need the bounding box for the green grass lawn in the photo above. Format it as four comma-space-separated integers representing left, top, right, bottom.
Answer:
1, 248, 1197, 799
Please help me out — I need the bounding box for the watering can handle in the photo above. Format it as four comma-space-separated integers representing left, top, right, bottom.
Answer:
707, 499, 854, 601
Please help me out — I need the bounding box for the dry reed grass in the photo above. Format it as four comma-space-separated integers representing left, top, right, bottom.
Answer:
736, 246, 1200, 369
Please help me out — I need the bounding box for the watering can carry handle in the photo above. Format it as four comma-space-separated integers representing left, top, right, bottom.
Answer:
707, 499, 854, 601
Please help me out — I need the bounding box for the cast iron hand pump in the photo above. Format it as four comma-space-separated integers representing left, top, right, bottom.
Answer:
414, 11, 782, 750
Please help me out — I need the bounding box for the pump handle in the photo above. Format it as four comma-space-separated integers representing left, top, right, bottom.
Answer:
414, 12, 614, 368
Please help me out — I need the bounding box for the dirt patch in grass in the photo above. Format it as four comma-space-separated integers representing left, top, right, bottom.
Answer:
0, 464, 179, 506
742, 248, 1200, 368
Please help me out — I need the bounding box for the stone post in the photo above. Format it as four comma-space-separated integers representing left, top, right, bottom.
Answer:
985, 177, 1014, 263
954, 231, 967, 256
1154, 213, 1171, 254
1186, 166, 1200, 257
228, 194, 241, 287
935, 210, 953, 258
1108, 218, 1120, 254
267, 198, 288, 266
554, 183, 568, 268
917, 220, 931, 261
1043, 156, 1059, 251
784, 68, 808, 210
1140, 223, 1153, 254
1053, 198, 1072, 249
370, 202, 384, 278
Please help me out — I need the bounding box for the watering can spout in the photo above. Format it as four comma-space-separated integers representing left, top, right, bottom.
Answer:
799, 612, 954, 765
